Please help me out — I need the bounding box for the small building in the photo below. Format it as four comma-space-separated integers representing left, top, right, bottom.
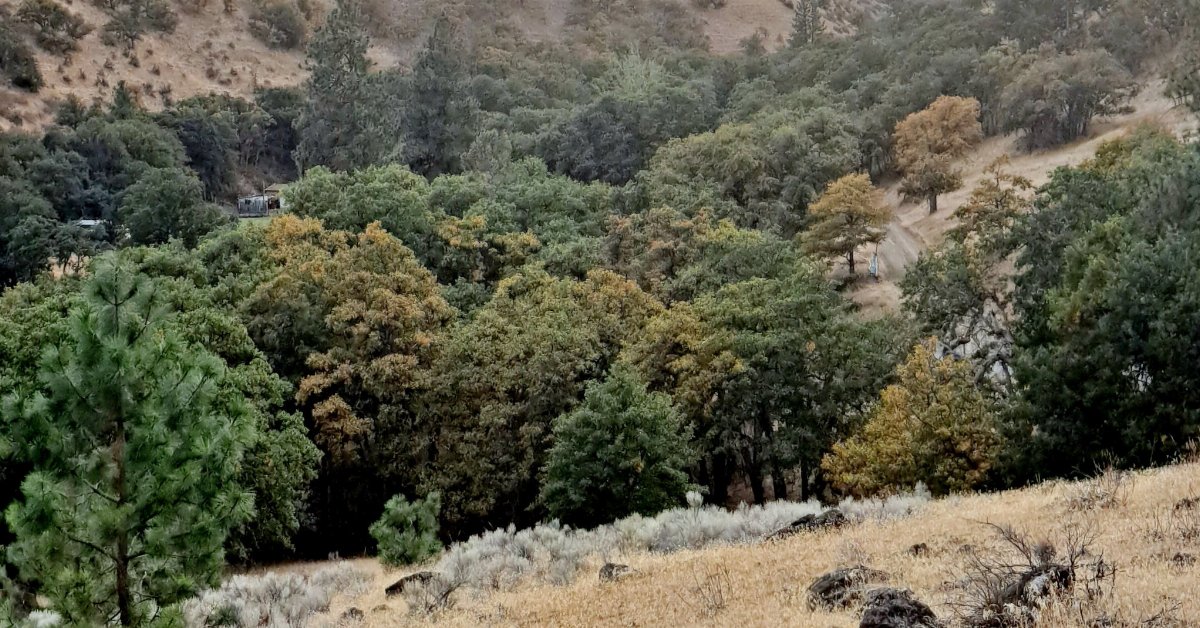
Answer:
237, 184, 287, 218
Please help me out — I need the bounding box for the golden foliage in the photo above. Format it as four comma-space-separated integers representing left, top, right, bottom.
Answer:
802, 173, 890, 274
822, 338, 1000, 497
893, 96, 983, 213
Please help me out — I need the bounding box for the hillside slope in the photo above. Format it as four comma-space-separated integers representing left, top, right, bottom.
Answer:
849, 82, 1197, 316
0, 0, 881, 131
278, 461, 1200, 626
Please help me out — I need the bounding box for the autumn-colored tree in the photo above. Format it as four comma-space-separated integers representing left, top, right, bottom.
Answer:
823, 339, 1001, 497
901, 157, 1030, 384
245, 215, 454, 552
893, 96, 983, 214
418, 268, 662, 536
801, 173, 890, 275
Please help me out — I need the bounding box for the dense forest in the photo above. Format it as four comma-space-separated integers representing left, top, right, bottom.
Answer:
3, 0, 1200, 624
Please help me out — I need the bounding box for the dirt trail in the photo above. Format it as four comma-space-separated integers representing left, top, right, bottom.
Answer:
849, 81, 1195, 317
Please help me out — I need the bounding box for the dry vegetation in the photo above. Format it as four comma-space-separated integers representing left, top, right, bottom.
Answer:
222, 462, 1200, 626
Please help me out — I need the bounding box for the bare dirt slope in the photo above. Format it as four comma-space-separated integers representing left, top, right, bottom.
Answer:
849, 82, 1197, 317
304, 461, 1200, 626
0, 0, 323, 131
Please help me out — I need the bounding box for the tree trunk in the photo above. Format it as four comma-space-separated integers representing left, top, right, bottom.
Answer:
113, 425, 133, 626
798, 458, 809, 502
847, 249, 856, 275
928, 193, 938, 214
771, 460, 788, 502
747, 454, 766, 505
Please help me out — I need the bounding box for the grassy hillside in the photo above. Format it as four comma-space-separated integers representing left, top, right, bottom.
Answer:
194, 461, 1200, 626
0, 0, 882, 131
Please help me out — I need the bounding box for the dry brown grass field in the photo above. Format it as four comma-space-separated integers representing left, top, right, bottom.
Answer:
300, 462, 1200, 626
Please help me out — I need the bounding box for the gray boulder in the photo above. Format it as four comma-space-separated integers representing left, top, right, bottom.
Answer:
860, 588, 939, 628
807, 565, 890, 610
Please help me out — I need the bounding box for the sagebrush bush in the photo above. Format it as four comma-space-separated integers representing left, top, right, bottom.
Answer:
427, 488, 930, 595
180, 563, 372, 627
370, 492, 443, 567
248, 1, 307, 50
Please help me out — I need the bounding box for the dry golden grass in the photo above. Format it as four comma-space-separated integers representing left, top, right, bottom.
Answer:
307, 462, 1200, 626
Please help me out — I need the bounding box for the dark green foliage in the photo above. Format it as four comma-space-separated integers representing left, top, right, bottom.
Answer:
158, 99, 240, 200
249, 0, 307, 50
295, 0, 385, 172
15, 0, 92, 54
0, 177, 57, 287
541, 366, 694, 527
397, 17, 478, 178
118, 167, 229, 247
999, 48, 1135, 150
369, 493, 442, 567
2, 258, 255, 625
1005, 134, 1200, 479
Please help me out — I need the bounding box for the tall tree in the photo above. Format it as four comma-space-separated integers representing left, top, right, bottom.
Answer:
118, 167, 228, 247
823, 338, 1001, 497
999, 48, 1134, 150
893, 96, 983, 214
399, 16, 477, 178
294, 0, 385, 172
802, 173, 890, 275
788, 0, 827, 48
2, 259, 254, 625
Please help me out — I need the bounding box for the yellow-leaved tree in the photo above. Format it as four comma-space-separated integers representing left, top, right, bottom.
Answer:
802, 173, 890, 275
893, 96, 983, 214
822, 338, 1001, 497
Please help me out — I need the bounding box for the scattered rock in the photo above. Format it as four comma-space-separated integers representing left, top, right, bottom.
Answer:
768, 508, 847, 540
385, 571, 437, 597
599, 562, 635, 582
340, 607, 364, 621
372, 604, 390, 613
1171, 552, 1196, 567
907, 543, 930, 557
1015, 563, 1072, 603
860, 587, 940, 628
807, 565, 890, 610
1175, 497, 1199, 511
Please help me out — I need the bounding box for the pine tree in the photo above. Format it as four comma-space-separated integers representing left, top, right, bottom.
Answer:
788, 0, 827, 48
294, 0, 383, 172
2, 258, 255, 626
399, 15, 478, 178
369, 492, 442, 567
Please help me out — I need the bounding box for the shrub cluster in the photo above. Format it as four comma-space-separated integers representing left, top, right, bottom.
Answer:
248, 0, 307, 50
0, 11, 43, 91
180, 563, 374, 626
15, 0, 92, 54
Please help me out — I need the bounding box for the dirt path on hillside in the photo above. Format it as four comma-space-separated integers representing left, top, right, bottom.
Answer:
877, 221, 921, 282
849, 81, 1195, 317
